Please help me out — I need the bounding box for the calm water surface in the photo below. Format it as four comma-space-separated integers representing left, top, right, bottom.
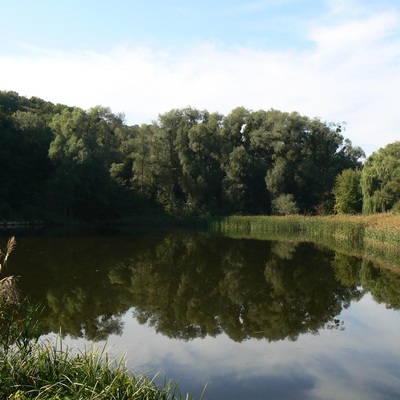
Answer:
4, 231, 400, 399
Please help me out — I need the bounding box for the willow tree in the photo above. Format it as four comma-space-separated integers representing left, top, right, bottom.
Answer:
361, 142, 400, 214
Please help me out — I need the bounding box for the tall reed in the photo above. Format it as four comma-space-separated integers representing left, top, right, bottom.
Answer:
212, 215, 366, 244
211, 214, 400, 271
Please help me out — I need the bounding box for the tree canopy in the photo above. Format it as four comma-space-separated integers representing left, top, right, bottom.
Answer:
0, 91, 368, 221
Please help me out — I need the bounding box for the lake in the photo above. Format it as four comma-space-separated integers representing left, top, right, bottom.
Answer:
4, 230, 400, 399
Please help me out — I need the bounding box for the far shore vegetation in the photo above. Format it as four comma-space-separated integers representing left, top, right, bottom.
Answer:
211, 213, 400, 273
1, 90, 400, 226
1, 90, 400, 228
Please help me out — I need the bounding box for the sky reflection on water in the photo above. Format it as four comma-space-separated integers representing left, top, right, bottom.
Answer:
60, 293, 400, 400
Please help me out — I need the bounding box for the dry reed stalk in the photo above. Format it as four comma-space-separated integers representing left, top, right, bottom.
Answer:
0, 236, 20, 304
0, 236, 16, 272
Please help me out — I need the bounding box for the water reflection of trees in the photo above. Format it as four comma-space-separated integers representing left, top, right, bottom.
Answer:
12, 236, 163, 340
110, 235, 361, 342
12, 233, 400, 342
361, 261, 400, 309
331, 253, 400, 310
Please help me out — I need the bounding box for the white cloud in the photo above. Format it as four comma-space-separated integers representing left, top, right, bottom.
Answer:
1, 6, 399, 156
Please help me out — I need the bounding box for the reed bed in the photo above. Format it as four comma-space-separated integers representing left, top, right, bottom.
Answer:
211, 214, 400, 271
363, 213, 400, 249
212, 215, 367, 244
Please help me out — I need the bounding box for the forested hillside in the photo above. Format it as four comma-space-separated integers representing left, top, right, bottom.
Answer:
0, 91, 366, 221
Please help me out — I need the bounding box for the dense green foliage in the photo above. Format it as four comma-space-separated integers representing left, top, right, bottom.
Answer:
0, 91, 365, 221
333, 169, 363, 214
361, 141, 400, 214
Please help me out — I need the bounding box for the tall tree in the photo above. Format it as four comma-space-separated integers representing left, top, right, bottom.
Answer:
361, 141, 400, 214
221, 107, 252, 213
0, 109, 53, 218
153, 107, 206, 213
333, 169, 363, 214
264, 111, 363, 214
48, 107, 123, 219
131, 124, 156, 196
177, 112, 224, 213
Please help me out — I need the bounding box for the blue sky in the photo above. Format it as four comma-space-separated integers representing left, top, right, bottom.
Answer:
1, 0, 400, 155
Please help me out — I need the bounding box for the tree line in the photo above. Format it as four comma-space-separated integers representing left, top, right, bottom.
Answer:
0, 90, 396, 221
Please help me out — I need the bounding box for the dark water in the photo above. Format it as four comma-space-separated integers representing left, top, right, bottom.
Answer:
3, 231, 400, 399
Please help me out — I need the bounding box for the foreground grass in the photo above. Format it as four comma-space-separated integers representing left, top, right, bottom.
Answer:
211, 213, 400, 271
0, 338, 198, 400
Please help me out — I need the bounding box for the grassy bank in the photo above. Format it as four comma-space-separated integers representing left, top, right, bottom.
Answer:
211, 214, 400, 271
0, 301, 199, 400
0, 338, 196, 400
0, 303, 199, 400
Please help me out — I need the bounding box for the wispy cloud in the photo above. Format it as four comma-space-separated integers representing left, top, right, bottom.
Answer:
1, 3, 399, 156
